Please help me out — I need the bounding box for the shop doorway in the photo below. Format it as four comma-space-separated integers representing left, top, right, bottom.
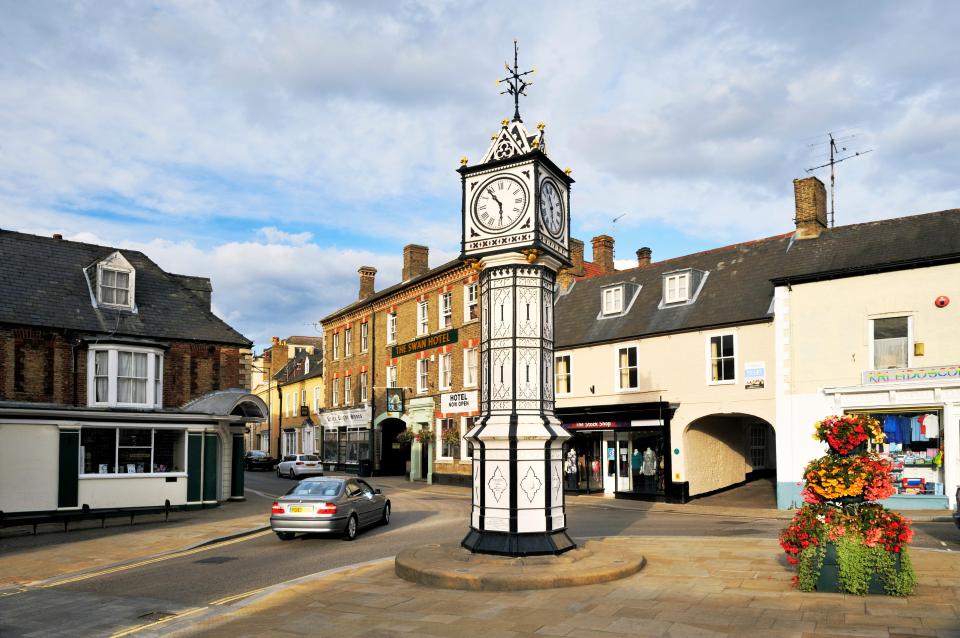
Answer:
378, 419, 408, 476
563, 432, 605, 494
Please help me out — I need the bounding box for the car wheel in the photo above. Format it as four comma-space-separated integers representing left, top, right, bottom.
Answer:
344, 514, 358, 541
380, 502, 391, 526
276, 531, 295, 541
289, 469, 296, 480
276, 467, 281, 478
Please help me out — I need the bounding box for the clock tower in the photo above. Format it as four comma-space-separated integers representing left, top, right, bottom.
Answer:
459, 42, 575, 556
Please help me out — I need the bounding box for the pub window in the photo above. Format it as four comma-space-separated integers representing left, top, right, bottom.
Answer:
439, 352, 452, 390
386, 365, 397, 388
417, 301, 429, 336
360, 322, 369, 352
617, 346, 638, 390
332, 378, 340, 407
437, 417, 458, 460
360, 372, 368, 402
465, 283, 478, 321
417, 358, 430, 394
387, 312, 397, 344
555, 354, 571, 394
873, 316, 909, 369
439, 292, 453, 329
463, 348, 478, 387
344, 375, 352, 405
344, 327, 353, 357
708, 334, 736, 383
332, 332, 339, 360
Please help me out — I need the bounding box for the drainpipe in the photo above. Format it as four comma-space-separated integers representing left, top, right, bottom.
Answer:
369, 309, 376, 477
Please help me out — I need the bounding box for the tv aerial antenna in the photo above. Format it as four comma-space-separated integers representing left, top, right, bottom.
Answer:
612, 212, 626, 235
805, 132, 873, 227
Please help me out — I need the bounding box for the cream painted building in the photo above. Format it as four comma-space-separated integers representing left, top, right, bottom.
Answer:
773, 216, 960, 510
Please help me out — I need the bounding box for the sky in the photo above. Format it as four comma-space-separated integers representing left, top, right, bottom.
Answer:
2, 1, 958, 351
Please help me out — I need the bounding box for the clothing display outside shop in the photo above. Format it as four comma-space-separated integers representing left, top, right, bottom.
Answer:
857, 410, 944, 496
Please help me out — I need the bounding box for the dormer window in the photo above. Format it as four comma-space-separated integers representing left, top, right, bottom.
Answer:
91, 251, 136, 310
602, 286, 624, 315
664, 272, 690, 304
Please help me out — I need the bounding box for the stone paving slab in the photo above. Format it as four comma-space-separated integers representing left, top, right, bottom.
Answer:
165, 536, 960, 638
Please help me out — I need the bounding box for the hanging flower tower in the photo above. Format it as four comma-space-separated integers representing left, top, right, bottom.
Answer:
779, 414, 916, 595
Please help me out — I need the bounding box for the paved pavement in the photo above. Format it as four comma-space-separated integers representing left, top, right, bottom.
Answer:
167, 536, 960, 638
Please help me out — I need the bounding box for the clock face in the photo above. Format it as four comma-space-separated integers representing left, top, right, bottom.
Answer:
471, 174, 529, 233
538, 179, 564, 237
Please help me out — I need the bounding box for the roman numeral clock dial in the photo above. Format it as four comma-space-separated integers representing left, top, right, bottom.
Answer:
471, 175, 528, 233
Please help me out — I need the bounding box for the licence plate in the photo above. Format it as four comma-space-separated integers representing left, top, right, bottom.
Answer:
290, 505, 314, 513
306, 463, 316, 467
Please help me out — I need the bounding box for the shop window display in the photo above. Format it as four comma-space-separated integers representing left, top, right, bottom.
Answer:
851, 410, 944, 497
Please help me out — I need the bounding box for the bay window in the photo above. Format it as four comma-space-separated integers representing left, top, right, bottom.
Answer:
87, 346, 163, 408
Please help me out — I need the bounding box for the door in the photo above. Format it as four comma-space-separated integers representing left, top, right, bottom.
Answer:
187, 432, 203, 503
203, 432, 219, 503
378, 419, 408, 476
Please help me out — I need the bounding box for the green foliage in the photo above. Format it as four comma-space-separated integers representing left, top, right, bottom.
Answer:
797, 539, 917, 596
836, 538, 871, 595
796, 543, 825, 592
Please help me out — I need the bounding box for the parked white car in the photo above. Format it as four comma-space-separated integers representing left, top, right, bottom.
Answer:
276, 454, 324, 479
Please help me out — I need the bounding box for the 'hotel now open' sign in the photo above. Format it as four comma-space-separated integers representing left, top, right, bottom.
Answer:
390, 328, 458, 358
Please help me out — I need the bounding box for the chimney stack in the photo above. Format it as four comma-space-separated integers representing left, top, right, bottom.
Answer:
402, 244, 429, 281
53, 233, 63, 241
591, 235, 615, 274
558, 238, 585, 290
793, 176, 827, 239
636, 247, 652, 268
358, 266, 377, 300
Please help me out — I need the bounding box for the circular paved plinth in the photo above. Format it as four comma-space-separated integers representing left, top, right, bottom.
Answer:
395, 538, 645, 591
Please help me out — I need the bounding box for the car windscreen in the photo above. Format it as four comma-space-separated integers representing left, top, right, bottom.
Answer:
286, 481, 342, 498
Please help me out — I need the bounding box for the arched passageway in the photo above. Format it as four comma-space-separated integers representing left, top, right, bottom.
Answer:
683, 414, 776, 505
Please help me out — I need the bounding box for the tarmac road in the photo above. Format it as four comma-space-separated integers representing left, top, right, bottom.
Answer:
0, 471, 956, 637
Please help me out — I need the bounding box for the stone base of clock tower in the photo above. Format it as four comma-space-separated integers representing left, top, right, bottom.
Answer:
461, 528, 575, 556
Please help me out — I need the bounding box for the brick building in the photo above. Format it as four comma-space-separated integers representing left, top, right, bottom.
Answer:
320, 245, 481, 484
0, 230, 266, 517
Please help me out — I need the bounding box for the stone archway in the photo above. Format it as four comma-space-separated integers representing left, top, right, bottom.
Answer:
683, 414, 776, 504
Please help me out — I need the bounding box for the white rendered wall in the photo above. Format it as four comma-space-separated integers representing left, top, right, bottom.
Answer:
77, 476, 187, 509
0, 424, 59, 513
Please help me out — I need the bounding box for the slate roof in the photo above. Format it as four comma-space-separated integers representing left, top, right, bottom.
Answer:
0, 230, 251, 346
555, 208, 960, 349
274, 350, 323, 385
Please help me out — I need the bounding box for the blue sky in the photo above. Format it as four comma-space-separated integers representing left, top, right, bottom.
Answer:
2, 1, 958, 350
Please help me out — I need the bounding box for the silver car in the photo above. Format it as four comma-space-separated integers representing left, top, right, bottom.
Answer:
275, 454, 323, 479
270, 477, 390, 541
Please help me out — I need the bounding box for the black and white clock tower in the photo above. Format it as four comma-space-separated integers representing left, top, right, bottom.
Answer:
460, 43, 576, 556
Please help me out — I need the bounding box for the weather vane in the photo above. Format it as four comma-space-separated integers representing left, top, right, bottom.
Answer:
497, 40, 534, 122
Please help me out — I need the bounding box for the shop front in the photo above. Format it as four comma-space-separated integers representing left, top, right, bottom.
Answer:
557, 402, 680, 501
824, 366, 960, 509
319, 405, 373, 474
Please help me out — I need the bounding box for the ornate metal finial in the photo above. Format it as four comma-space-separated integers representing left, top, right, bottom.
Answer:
460, 156, 469, 166
498, 40, 534, 122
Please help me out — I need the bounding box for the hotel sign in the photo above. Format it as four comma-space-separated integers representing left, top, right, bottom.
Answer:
390, 328, 458, 358
440, 391, 478, 413
862, 364, 960, 385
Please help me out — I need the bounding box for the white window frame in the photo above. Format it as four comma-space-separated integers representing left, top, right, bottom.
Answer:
386, 365, 397, 389
87, 345, 163, 408
301, 389, 307, 409
464, 283, 478, 322
96, 262, 135, 310
439, 292, 453, 329
332, 378, 340, 407
78, 426, 187, 477
360, 322, 369, 352
417, 358, 429, 394
615, 344, 639, 392
435, 417, 457, 462
869, 315, 913, 370
602, 286, 623, 315
417, 301, 429, 336
387, 312, 397, 344
706, 333, 737, 385
344, 375, 352, 405
439, 352, 452, 390
344, 327, 353, 357
331, 333, 339, 360
664, 272, 691, 304
460, 416, 475, 460
360, 372, 368, 402
555, 352, 572, 395
313, 386, 321, 413
463, 348, 478, 388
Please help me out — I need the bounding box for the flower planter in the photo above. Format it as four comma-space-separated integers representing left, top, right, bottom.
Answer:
814, 542, 903, 595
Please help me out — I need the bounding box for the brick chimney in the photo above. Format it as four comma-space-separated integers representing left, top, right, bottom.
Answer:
793, 176, 827, 239
591, 235, 615, 274
558, 238, 586, 290
636, 247, 652, 267
402, 244, 429, 281
267, 337, 289, 377
358, 266, 377, 300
